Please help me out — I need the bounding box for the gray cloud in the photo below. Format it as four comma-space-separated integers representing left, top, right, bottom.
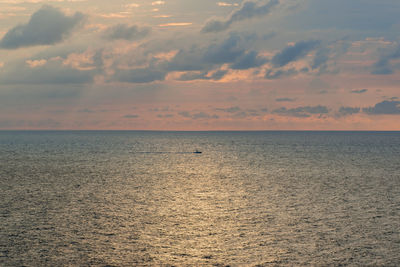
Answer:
363, 100, 400, 115
276, 98, 296, 102
273, 105, 329, 117
123, 114, 139, 119
0, 5, 85, 49
272, 40, 320, 67
231, 50, 268, 69
167, 34, 265, 80
203, 34, 246, 64
103, 24, 151, 41
351, 89, 368, 94
0, 59, 94, 85
157, 114, 174, 118
178, 111, 219, 119
232, 110, 260, 118
265, 68, 298, 79
114, 67, 166, 83
202, 0, 279, 33
215, 106, 262, 118
371, 45, 400, 75
311, 47, 330, 72
337, 106, 360, 116
178, 69, 228, 81
371, 58, 393, 75
216, 106, 242, 113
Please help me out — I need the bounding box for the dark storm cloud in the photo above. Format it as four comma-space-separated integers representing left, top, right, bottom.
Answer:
351, 89, 368, 94
0, 5, 85, 49
103, 24, 151, 41
201, 0, 279, 33
273, 105, 329, 117
363, 100, 400, 115
337, 106, 360, 116
271, 40, 320, 67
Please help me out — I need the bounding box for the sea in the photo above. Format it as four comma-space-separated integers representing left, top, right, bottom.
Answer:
0, 131, 399, 266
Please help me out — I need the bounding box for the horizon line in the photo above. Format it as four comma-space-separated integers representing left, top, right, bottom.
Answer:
1, 129, 400, 132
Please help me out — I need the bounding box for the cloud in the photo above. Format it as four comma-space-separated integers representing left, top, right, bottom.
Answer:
158, 23, 192, 27
273, 105, 329, 117
231, 50, 268, 69
265, 68, 298, 79
113, 67, 166, 83
214, 106, 262, 118
204, 34, 246, 64
311, 47, 330, 72
0, 57, 95, 84
124, 114, 140, 118
103, 24, 151, 41
351, 89, 368, 94
157, 114, 174, 118
217, 2, 239, 7
216, 106, 241, 113
271, 40, 320, 67
287, 0, 400, 32
363, 100, 400, 115
178, 69, 228, 81
371, 45, 400, 75
167, 33, 263, 75
202, 0, 279, 33
337, 106, 360, 116
0, 5, 85, 49
276, 97, 296, 102
371, 58, 394, 75
152, 1, 165, 5
178, 111, 219, 120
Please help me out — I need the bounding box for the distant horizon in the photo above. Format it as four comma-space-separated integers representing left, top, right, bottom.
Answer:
1, 129, 400, 132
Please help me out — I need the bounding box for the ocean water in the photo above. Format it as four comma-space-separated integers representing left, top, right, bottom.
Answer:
0, 131, 399, 266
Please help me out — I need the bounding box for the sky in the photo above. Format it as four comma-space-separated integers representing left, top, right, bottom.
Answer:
0, 0, 399, 130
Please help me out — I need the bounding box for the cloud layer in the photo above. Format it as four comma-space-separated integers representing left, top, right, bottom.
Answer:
202, 0, 279, 33
0, 5, 84, 49
103, 24, 151, 41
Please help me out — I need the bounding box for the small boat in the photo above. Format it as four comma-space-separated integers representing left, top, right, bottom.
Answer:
193, 149, 202, 154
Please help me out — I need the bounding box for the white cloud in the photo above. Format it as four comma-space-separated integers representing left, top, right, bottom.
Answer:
152, 1, 165, 6
158, 22, 192, 27
26, 59, 47, 68
217, 2, 239, 7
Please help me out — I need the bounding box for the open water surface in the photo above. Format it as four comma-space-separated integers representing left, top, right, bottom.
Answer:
1, 131, 400, 266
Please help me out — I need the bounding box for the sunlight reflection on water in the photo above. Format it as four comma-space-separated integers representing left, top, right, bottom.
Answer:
1, 131, 400, 266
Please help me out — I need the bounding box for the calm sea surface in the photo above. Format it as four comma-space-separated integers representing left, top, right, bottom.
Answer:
1, 131, 399, 266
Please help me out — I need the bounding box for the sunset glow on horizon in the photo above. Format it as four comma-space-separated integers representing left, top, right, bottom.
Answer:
1, 0, 399, 130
